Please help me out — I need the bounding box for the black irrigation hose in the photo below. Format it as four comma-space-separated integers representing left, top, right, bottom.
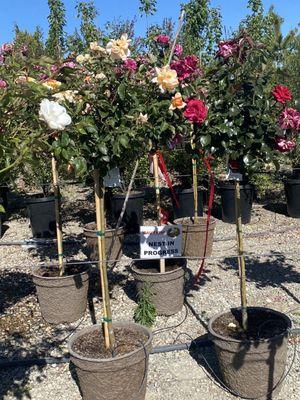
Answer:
1, 330, 299, 370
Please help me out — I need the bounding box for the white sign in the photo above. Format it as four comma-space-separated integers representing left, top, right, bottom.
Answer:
140, 225, 182, 259
103, 167, 122, 188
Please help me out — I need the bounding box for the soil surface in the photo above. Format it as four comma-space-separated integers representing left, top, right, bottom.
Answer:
72, 327, 148, 359
212, 309, 289, 341
134, 259, 185, 274
35, 264, 89, 278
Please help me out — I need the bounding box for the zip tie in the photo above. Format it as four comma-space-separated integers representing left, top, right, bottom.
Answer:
96, 231, 105, 237
101, 317, 112, 323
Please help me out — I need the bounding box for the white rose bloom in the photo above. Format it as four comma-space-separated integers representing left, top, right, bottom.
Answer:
39, 99, 72, 130
53, 90, 79, 103
106, 33, 131, 60
90, 42, 106, 54
95, 72, 107, 80
137, 113, 148, 124
76, 54, 91, 64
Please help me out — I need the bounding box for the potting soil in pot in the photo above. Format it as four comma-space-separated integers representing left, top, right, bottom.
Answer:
36, 264, 89, 278
72, 327, 148, 359
212, 308, 289, 341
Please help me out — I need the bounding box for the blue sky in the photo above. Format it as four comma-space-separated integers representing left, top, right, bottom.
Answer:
1, 0, 299, 43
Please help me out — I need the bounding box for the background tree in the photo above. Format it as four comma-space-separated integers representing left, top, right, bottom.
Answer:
139, 0, 157, 16
13, 25, 44, 58
45, 0, 66, 59
180, 0, 222, 58
76, 1, 101, 45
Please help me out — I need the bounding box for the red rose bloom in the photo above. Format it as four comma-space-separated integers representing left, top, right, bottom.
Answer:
184, 99, 208, 125
271, 85, 292, 104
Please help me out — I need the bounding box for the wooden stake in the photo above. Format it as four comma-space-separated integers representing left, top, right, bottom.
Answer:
94, 170, 115, 349
51, 155, 64, 276
234, 180, 248, 331
153, 152, 165, 274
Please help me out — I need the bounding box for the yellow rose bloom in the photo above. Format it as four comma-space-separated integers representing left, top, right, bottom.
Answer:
42, 79, 62, 91
152, 65, 179, 93
76, 54, 91, 64
169, 92, 186, 110
106, 34, 131, 60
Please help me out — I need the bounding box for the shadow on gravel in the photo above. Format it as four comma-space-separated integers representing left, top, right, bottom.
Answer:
221, 251, 300, 304
0, 271, 35, 313
263, 202, 288, 217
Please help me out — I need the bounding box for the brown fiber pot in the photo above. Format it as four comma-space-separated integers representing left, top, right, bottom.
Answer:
32, 267, 89, 324
174, 216, 216, 257
208, 307, 292, 399
131, 259, 185, 316
68, 322, 153, 400
83, 222, 124, 263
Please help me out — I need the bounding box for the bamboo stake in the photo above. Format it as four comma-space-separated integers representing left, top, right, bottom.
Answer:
51, 155, 64, 276
94, 170, 115, 349
191, 140, 198, 222
153, 152, 165, 274
234, 180, 248, 331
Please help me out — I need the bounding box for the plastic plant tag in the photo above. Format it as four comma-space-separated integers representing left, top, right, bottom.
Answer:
103, 167, 122, 188
140, 224, 182, 259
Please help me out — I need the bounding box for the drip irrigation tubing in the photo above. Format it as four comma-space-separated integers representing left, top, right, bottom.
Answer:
0, 223, 298, 247
1, 329, 299, 370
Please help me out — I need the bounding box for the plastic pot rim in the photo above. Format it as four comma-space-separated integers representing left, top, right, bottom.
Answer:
32, 265, 90, 281
68, 321, 153, 364
208, 306, 292, 345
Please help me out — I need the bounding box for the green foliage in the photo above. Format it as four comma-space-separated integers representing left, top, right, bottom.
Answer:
0, 204, 5, 214
76, 1, 101, 46
105, 18, 136, 40
134, 283, 156, 328
180, 0, 222, 57
14, 26, 44, 58
139, 0, 157, 16
46, 0, 66, 59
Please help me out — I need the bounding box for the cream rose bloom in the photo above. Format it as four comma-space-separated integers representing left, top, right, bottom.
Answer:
42, 79, 62, 91
76, 54, 91, 64
90, 42, 106, 54
95, 72, 107, 80
39, 99, 72, 131
137, 113, 148, 124
152, 65, 179, 93
106, 34, 131, 60
53, 90, 79, 104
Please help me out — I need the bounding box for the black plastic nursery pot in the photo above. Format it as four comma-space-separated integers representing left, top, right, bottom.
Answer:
32, 265, 90, 324
83, 222, 124, 263
219, 181, 254, 224
208, 307, 291, 399
292, 167, 300, 179
131, 258, 185, 316
0, 183, 9, 210
172, 187, 204, 219
111, 191, 144, 233
284, 177, 300, 218
68, 322, 153, 400
26, 196, 56, 238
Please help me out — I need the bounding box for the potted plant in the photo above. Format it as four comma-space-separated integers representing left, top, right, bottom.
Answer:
200, 32, 293, 398
39, 34, 153, 399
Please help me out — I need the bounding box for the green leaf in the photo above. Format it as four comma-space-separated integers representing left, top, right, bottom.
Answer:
200, 135, 211, 147
117, 83, 126, 101
60, 132, 70, 147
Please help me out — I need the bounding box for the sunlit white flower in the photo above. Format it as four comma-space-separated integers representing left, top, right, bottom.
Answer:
152, 65, 179, 93
137, 113, 148, 124
39, 99, 72, 130
90, 42, 106, 54
106, 34, 131, 60
95, 72, 107, 80
76, 54, 91, 64
52, 90, 79, 104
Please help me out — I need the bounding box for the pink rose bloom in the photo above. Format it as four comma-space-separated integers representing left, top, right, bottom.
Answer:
184, 99, 208, 125
33, 65, 43, 71
275, 136, 296, 153
156, 35, 170, 46
174, 44, 183, 57
168, 133, 183, 149
217, 39, 239, 58
171, 55, 201, 82
38, 73, 49, 81
1, 43, 14, 54
21, 45, 28, 56
0, 79, 7, 88
279, 108, 300, 132
0, 55, 4, 64
62, 61, 77, 69
50, 65, 59, 73
124, 58, 137, 72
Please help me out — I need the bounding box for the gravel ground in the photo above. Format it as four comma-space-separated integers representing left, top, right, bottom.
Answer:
0, 185, 299, 400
